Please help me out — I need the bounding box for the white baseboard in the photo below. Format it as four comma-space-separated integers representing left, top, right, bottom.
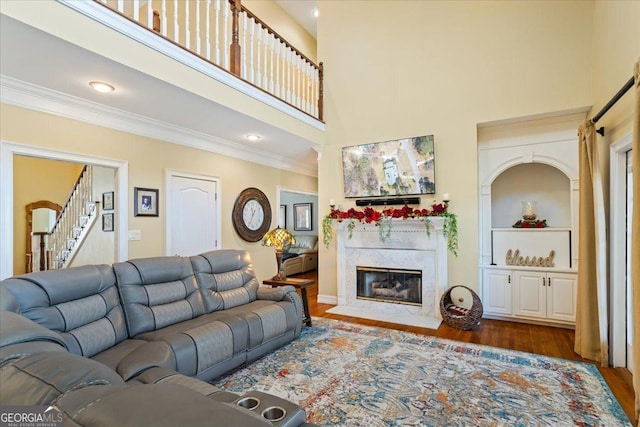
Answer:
317, 294, 337, 305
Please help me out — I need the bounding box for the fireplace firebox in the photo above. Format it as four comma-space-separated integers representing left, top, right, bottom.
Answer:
356, 267, 422, 306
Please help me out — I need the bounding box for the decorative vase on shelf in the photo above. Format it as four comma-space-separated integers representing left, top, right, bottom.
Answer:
521, 201, 537, 221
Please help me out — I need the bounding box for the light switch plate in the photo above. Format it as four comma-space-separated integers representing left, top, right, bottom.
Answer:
128, 230, 141, 241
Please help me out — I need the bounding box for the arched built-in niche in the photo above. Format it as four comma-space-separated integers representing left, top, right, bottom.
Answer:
477, 110, 585, 326
491, 163, 571, 229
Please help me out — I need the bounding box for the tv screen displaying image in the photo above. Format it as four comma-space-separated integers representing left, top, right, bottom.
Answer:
341, 135, 436, 198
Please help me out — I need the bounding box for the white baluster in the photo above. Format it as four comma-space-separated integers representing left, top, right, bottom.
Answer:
184, 1, 190, 49
214, 0, 220, 64
249, 18, 255, 84
262, 30, 269, 90
273, 40, 281, 98
223, 0, 229, 70
162, 0, 167, 36
117, 0, 124, 13
303, 63, 309, 114
287, 48, 292, 104
132, 0, 139, 21
205, 0, 211, 60
174, 0, 179, 44
147, 0, 153, 30
241, 13, 248, 78
195, 0, 201, 54
269, 34, 275, 93
314, 67, 320, 117
256, 21, 262, 88
296, 56, 302, 108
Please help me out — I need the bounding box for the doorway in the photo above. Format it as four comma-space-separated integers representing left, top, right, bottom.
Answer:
0, 141, 128, 280
165, 170, 220, 257
610, 132, 633, 371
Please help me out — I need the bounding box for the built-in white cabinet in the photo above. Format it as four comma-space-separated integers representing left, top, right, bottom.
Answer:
513, 271, 577, 323
483, 268, 577, 325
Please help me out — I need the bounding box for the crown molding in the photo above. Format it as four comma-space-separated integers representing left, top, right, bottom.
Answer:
0, 76, 318, 177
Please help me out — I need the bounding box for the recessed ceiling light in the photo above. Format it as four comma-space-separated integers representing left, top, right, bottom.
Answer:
89, 81, 115, 93
313, 9, 319, 18
246, 134, 261, 141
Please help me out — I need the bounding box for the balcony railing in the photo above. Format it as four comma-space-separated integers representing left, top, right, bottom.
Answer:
94, 0, 323, 121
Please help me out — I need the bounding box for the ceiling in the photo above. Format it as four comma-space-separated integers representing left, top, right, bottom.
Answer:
0, 13, 320, 176
275, 0, 318, 39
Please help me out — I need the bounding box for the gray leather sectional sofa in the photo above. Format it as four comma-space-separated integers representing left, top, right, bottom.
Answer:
0, 249, 316, 427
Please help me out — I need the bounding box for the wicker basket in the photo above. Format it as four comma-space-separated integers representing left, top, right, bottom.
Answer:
439, 285, 483, 330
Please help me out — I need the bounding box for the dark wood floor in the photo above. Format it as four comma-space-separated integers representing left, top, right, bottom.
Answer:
290, 270, 636, 425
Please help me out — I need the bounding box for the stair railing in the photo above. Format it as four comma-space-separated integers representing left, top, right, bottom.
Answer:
48, 166, 97, 269
91, 0, 323, 121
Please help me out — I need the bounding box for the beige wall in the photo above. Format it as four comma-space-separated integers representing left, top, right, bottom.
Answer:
1, 104, 317, 280
592, 1, 639, 144
591, 0, 639, 215
317, 0, 595, 297
13, 156, 84, 274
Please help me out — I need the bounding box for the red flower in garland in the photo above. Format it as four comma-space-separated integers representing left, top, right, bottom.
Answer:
330, 203, 448, 223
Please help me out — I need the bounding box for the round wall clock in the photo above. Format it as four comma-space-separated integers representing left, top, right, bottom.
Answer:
232, 187, 272, 242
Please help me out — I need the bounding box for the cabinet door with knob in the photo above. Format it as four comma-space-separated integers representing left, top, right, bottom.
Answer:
513, 271, 546, 319
513, 271, 577, 322
482, 269, 513, 315
545, 272, 577, 322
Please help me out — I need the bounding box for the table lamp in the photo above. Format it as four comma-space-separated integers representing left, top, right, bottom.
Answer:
262, 227, 296, 280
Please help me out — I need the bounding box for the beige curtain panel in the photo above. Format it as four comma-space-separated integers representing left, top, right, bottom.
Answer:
631, 57, 640, 426
575, 121, 608, 366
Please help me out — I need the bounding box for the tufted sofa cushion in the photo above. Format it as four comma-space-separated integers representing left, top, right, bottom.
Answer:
190, 250, 259, 312
113, 256, 206, 337
0, 265, 129, 358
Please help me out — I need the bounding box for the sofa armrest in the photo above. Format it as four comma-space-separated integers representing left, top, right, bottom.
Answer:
0, 311, 66, 350
0, 286, 20, 313
116, 341, 177, 381
257, 285, 296, 302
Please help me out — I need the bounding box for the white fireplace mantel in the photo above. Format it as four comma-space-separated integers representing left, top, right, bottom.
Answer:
327, 218, 448, 329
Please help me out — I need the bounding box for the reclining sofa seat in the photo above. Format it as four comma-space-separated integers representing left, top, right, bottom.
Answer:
0, 265, 167, 379
191, 249, 303, 362
113, 255, 250, 381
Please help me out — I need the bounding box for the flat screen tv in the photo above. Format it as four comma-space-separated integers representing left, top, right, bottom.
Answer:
341, 135, 435, 198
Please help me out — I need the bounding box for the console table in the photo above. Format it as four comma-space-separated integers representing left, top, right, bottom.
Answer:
263, 277, 314, 327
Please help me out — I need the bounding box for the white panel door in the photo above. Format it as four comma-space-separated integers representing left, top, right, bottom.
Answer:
546, 272, 577, 322
169, 175, 218, 257
513, 271, 546, 319
482, 269, 513, 315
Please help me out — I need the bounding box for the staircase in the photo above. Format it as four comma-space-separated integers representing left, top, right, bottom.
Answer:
46, 166, 98, 270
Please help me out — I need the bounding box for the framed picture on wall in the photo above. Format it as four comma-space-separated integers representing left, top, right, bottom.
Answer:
279, 205, 286, 229
294, 203, 312, 231
134, 187, 159, 217
102, 191, 114, 210
102, 213, 114, 232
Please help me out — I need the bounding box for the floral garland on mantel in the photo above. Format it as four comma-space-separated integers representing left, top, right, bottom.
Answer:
322, 203, 459, 256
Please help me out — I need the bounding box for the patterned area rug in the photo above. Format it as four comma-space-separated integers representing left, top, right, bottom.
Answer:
213, 318, 630, 426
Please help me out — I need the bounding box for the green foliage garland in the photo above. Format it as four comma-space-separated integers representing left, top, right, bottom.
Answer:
322, 204, 459, 257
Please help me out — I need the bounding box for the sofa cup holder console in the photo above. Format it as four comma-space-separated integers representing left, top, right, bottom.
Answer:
234, 391, 305, 426
261, 406, 287, 422
236, 396, 261, 410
